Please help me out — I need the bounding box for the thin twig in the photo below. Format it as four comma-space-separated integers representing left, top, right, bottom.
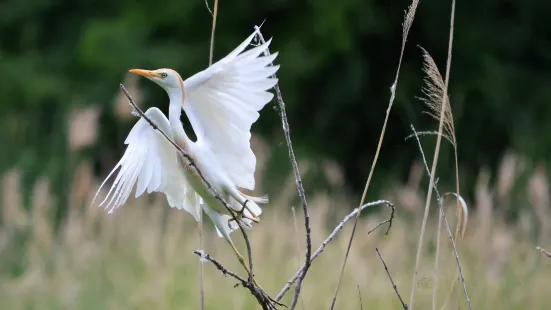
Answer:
198, 206, 205, 310
409, 126, 471, 310
254, 26, 312, 310
275, 200, 395, 302
537, 246, 551, 259
291, 207, 305, 308
329, 1, 419, 308
376, 247, 408, 309
119, 84, 275, 308
194, 250, 248, 283
357, 285, 364, 310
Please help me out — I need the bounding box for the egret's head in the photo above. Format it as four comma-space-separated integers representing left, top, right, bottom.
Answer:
129, 68, 183, 91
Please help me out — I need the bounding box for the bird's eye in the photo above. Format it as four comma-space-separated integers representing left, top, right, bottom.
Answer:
160, 72, 168, 78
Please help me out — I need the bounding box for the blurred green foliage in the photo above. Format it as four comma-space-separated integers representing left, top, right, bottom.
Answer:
1, 0, 551, 208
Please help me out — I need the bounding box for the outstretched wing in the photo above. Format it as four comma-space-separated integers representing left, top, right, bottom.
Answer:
93, 107, 200, 221
183, 29, 279, 190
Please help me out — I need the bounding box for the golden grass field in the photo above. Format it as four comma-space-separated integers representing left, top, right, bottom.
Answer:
1, 143, 551, 309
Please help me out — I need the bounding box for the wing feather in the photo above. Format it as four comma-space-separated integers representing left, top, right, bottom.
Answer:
183, 30, 279, 190
93, 107, 200, 221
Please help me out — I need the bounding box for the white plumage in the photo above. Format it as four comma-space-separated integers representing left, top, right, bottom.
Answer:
93, 28, 279, 271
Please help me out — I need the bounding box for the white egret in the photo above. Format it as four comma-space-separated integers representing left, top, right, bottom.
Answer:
93, 29, 279, 273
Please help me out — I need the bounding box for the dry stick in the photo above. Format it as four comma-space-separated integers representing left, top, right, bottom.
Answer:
120, 85, 276, 309
291, 207, 306, 309
198, 200, 205, 310
408, 0, 456, 308
410, 126, 471, 309
194, 250, 248, 284
275, 200, 395, 302
376, 247, 408, 309
329, 1, 419, 308
193, 250, 284, 309
253, 27, 312, 310
537, 246, 551, 259
357, 285, 364, 310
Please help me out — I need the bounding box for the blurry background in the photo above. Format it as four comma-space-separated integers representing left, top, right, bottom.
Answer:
1, 0, 551, 309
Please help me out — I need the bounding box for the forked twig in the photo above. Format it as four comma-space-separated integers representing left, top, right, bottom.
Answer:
276, 200, 395, 302
193, 251, 285, 309
329, 1, 419, 308
119, 84, 275, 309
376, 247, 408, 309
254, 26, 312, 310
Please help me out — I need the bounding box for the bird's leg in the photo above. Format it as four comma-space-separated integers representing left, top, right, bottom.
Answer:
225, 238, 252, 277
236, 199, 260, 223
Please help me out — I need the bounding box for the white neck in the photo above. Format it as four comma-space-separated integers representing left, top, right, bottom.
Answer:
166, 87, 193, 148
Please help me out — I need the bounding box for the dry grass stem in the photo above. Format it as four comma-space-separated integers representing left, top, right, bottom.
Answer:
329, 0, 420, 308
409, 0, 458, 308
417, 47, 465, 241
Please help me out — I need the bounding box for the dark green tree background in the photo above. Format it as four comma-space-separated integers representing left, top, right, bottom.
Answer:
1, 0, 550, 210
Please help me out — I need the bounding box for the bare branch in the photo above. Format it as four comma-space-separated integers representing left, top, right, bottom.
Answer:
253, 26, 312, 310
329, 1, 419, 308
537, 246, 551, 259
376, 247, 408, 309
275, 200, 394, 302
194, 250, 247, 283
193, 251, 284, 310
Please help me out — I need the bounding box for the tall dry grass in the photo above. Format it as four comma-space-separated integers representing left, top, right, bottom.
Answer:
1, 140, 551, 309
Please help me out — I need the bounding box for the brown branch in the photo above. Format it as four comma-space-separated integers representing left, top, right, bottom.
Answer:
275, 200, 394, 302
537, 246, 551, 259
253, 26, 312, 310
119, 84, 274, 307
376, 247, 408, 309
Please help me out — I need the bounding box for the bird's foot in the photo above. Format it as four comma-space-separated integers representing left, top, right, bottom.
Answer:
236, 199, 260, 223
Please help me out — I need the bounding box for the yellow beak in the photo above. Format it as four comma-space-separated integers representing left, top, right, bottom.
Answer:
129, 69, 159, 78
